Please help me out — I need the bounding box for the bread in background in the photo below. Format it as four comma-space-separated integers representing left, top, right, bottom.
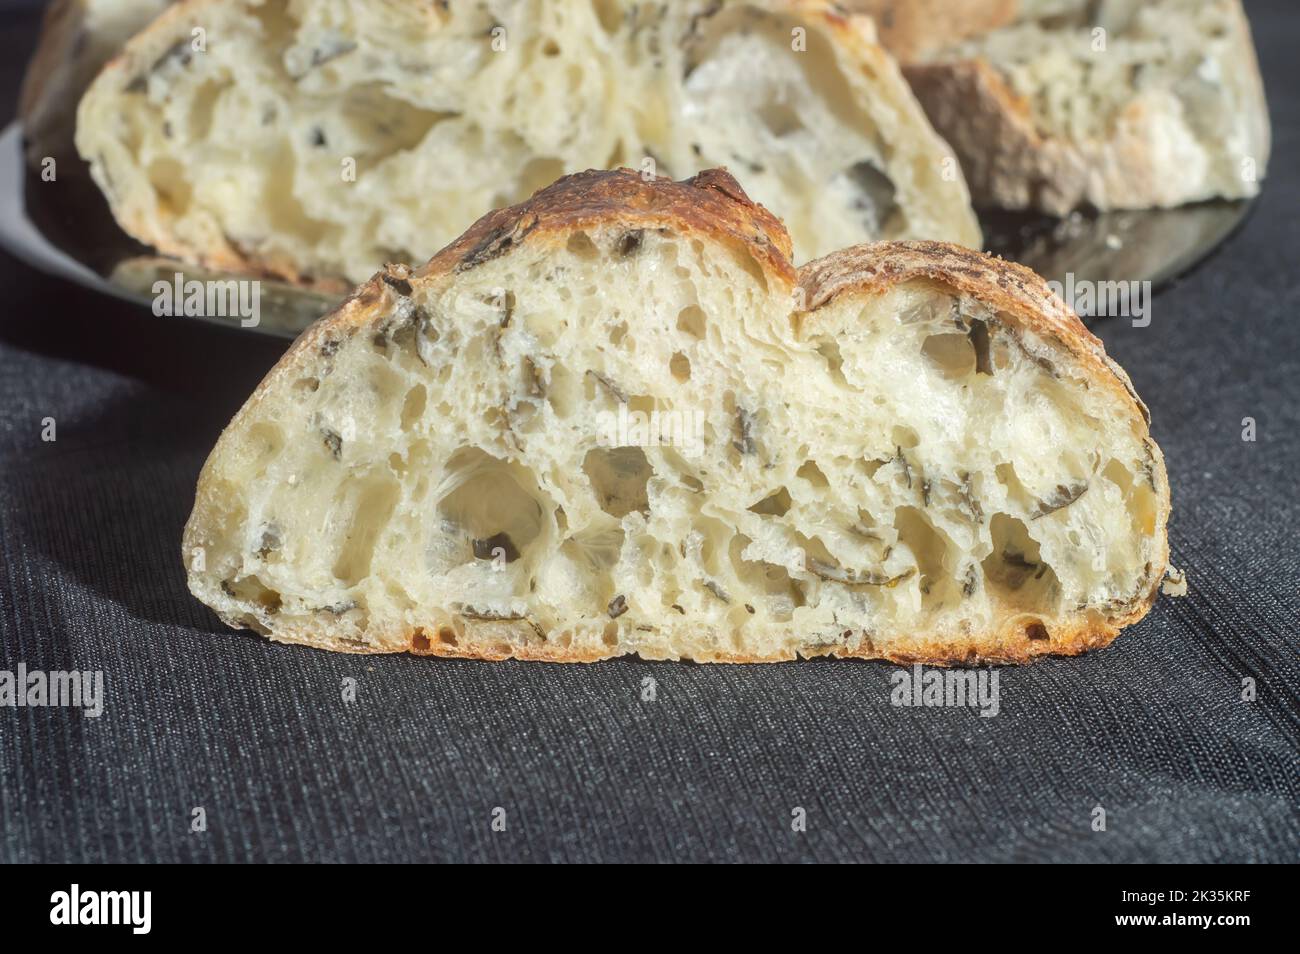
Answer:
902, 0, 1270, 214
75, 0, 980, 289
20, 0, 170, 167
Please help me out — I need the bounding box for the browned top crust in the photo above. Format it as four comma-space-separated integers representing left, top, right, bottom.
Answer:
802, 238, 1092, 345
843, 0, 1016, 61
315, 171, 1144, 434
800, 238, 1152, 427
419, 167, 797, 288
18, 0, 73, 126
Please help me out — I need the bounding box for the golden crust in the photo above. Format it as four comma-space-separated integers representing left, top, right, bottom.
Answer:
186, 167, 1169, 665
421, 166, 796, 286
800, 238, 1149, 425
18, 0, 76, 136
257, 615, 1132, 665
905, 58, 1086, 215
842, 0, 1016, 62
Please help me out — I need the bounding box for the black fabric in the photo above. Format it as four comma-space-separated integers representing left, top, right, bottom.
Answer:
0, 0, 1296, 864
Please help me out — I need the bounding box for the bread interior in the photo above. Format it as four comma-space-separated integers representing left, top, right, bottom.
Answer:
191, 225, 1161, 659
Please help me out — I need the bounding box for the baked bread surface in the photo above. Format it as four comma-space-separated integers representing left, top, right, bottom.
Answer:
905, 0, 1271, 214
74, 0, 979, 289
843, 0, 1016, 62
183, 167, 1169, 663
20, 0, 170, 166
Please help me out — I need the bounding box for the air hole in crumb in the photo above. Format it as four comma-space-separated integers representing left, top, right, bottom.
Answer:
891, 425, 920, 449
670, 352, 691, 382
815, 338, 849, 387
608, 321, 628, 346
436, 448, 547, 568
400, 385, 427, 431
982, 514, 1062, 614
796, 460, 829, 488
1025, 622, 1049, 641
331, 474, 401, 585
757, 100, 804, 138
592, 0, 622, 33
438, 626, 458, 646
583, 447, 652, 518
921, 332, 976, 379
411, 629, 431, 651
676, 305, 706, 339
858, 458, 886, 479
749, 486, 792, 517
566, 231, 598, 259
294, 377, 320, 393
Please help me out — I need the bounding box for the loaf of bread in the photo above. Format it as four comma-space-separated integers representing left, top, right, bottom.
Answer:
74, 0, 979, 290
183, 167, 1169, 663
904, 0, 1271, 214
19, 0, 169, 166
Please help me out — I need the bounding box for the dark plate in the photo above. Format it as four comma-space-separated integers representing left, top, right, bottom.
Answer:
0, 122, 1253, 339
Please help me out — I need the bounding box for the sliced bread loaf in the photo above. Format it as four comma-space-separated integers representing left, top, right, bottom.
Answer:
183, 167, 1169, 663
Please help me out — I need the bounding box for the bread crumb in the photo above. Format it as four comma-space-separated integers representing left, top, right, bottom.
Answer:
1161, 566, 1188, 597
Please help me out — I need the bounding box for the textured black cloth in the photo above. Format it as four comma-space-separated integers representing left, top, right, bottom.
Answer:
0, 0, 1296, 864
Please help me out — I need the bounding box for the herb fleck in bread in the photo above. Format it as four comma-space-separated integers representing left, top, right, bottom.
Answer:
74, 0, 979, 290
904, 0, 1270, 214
183, 167, 1169, 663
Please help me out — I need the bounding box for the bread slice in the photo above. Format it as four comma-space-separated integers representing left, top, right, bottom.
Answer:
905, 0, 1271, 215
182, 167, 1168, 664
19, 0, 169, 167
73, 0, 979, 291
843, 0, 1016, 62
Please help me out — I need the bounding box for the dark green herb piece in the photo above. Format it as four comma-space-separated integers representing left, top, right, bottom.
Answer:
704, 580, 731, 603
586, 370, 627, 403
806, 558, 915, 588
1030, 481, 1088, 519
320, 428, 342, 459
969, 320, 993, 375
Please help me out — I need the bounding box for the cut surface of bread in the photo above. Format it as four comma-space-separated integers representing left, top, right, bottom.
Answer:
183, 167, 1168, 664
905, 0, 1271, 214
75, 0, 978, 289
20, 0, 170, 165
